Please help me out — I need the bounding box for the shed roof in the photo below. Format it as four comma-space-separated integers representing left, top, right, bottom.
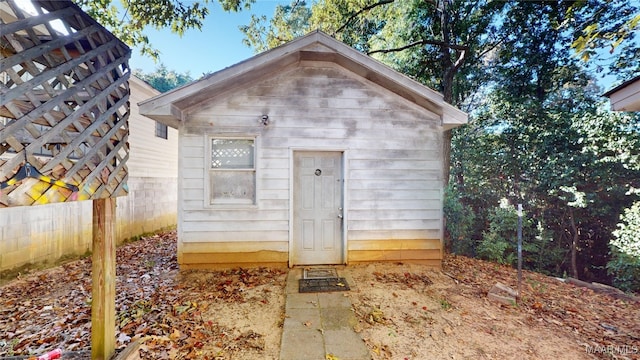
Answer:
139, 30, 467, 130
603, 75, 640, 112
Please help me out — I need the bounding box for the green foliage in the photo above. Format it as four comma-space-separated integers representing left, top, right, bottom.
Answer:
567, 0, 639, 65
133, 64, 194, 92
477, 205, 520, 265
75, 0, 255, 59
443, 184, 476, 255
607, 251, 640, 292
240, 1, 312, 53
607, 202, 640, 292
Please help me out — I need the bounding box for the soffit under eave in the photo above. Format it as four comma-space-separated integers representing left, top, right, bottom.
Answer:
138, 103, 182, 129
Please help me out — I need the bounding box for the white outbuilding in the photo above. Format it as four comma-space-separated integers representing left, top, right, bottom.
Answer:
139, 30, 467, 269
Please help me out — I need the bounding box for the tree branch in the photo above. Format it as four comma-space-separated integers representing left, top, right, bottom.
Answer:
367, 39, 469, 56
333, 0, 395, 35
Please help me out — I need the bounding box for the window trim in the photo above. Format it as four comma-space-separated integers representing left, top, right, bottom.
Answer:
204, 135, 259, 208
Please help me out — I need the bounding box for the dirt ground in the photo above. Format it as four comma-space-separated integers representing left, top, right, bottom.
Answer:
1, 231, 639, 359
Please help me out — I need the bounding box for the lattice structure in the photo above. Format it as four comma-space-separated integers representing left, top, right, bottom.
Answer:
0, 0, 131, 207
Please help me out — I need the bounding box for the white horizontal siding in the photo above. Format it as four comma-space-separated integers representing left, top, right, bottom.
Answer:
348, 229, 441, 241
179, 63, 444, 246
181, 231, 289, 242
129, 78, 179, 178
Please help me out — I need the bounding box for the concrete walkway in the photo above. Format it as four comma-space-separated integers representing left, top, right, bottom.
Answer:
279, 267, 371, 360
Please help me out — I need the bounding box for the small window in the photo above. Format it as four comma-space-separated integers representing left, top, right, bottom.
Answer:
209, 138, 255, 205
155, 121, 168, 139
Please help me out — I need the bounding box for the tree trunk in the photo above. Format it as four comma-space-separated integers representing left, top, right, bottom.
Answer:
439, 0, 455, 186
568, 207, 579, 279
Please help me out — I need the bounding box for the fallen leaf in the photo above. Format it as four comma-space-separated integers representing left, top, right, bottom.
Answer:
117, 332, 131, 344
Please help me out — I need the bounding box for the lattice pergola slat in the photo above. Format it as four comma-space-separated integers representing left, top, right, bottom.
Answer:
1, 0, 131, 208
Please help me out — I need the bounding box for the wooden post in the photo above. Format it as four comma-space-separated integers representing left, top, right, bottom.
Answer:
92, 198, 116, 360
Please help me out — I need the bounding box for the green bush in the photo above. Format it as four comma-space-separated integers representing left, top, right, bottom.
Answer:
607, 202, 640, 292
443, 185, 476, 255
477, 206, 519, 264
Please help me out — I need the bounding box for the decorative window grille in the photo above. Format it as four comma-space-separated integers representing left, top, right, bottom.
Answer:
209, 138, 255, 204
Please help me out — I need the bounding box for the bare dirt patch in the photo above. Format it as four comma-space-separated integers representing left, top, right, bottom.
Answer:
346, 258, 640, 360
1, 232, 638, 359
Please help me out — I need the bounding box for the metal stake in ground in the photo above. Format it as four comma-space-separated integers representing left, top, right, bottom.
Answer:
517, 204, 523, 303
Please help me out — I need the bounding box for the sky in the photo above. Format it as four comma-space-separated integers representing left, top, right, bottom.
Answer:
129, 1, 288, 77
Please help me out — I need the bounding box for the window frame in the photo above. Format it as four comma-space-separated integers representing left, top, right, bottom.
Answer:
204, 135, 258, 208
155, 121, 168, 139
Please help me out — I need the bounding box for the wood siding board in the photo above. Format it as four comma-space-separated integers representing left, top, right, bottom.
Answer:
182, 168, 204, 180
259, 158, 289, 169
350, 189, 441, 201
348, 219, 442, 231
183, 188, 205, 201
349, 159, 441, 170
349, 179, 443, 190
182, 157, 205, 169
180, 251, 287, 265
183, 209, 288, 221
259, 168, 289, 179
181, 145, 204, 157
180, 241, 288, 252
260, 189, 289, 200
181, 231, 289, 242
181, 178, 204, 189
349, 200, 442, 210
347, 239, 442, 251
349, 209, 442, 221
258, 179, 289, 190
347, 230, 442, 241
349, 169, 441, 181
348, 249, 442, 262
348, 149, 433, 159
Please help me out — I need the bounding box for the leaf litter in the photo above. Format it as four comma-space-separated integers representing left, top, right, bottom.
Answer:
0, 231, 286, 359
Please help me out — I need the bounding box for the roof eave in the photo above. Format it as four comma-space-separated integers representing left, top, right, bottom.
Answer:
442, 103, 468, 130
138, 102, 182, 129
138, 30, 468, 127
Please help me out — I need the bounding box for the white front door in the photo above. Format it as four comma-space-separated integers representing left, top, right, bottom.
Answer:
292, 151, 344, 265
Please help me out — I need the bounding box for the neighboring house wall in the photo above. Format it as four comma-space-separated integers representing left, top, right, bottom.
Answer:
0, 76, 178, 272
178, 63, 445, 268
604, 76, 640, 111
